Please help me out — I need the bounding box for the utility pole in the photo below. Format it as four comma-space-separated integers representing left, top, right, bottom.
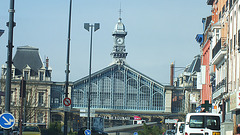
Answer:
64, 0, 72, 135
5, 0, 15, 134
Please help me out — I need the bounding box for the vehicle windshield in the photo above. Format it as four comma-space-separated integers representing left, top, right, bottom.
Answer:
23, 126, 40, 132
189, 115, 220, 130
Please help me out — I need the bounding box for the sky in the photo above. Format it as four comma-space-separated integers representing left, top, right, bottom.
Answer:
0, 0, 211, 85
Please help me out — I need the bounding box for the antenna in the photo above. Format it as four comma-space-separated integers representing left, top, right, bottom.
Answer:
119, 3, 122, 18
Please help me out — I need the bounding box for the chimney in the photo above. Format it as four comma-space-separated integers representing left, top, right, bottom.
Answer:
170, 63, 174, 86
46, 57, 49, 68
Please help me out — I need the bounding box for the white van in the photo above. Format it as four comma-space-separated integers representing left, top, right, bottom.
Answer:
175, 122, 185, 135
184, 113, 221, 135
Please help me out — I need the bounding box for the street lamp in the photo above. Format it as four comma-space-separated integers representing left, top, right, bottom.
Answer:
5, 0, 15, 135
0, 29, 4, 37
64, 0, 72, 135
84, 23, 100, 130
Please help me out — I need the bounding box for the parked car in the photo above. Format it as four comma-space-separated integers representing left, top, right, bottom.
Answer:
12, 126, 20, 135
22, 126, 41, 135
0, 127, 18, 135
78, 127, 108, 135
175, 122, 185, 135
164, 130, 174, 135
0, 128, 3, 135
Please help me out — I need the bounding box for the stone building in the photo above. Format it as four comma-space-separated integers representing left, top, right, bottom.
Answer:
0, 46, 52, 128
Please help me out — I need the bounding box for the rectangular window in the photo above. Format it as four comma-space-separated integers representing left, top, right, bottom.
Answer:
24, 71, 29, 80
219, 11, 221, 19
234, 35, 236, 49
40, 72, 44, 81
216, 29, 220, 41
230, 39, 232, 52
37, 113, 44, 123
38, 92, 44, 105
238, 30, 240, 47
190, 116, 204, 128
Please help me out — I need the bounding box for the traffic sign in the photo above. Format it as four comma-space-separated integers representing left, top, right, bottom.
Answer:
134, 132, 138, 135
64, 106, 71, 112
0, 113, 15, 129
84, 129, 91, 135
63, 97, 71, 106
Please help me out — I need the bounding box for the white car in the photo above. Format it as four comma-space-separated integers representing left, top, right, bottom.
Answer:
176, 122, 185, 135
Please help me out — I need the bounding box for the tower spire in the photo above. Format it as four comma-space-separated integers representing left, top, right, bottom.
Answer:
119, 3, 122, 19
111, 14, 128, 65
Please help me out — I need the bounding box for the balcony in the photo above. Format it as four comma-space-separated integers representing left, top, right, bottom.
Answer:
212, 78, 227, 100
212, 38, 227, 65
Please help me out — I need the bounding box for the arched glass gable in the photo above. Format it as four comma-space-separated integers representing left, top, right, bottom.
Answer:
71, 65, 165, 111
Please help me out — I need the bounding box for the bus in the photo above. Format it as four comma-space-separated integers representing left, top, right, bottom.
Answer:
184, 113, 221, 135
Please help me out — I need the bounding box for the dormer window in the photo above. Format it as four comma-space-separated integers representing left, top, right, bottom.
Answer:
40, 72, 44, 81
24, 71, 29, 80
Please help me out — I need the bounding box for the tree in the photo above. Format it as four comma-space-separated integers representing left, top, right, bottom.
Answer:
0, 80, 47, 124
138, 123, 165, 135
47, 122, 63, 135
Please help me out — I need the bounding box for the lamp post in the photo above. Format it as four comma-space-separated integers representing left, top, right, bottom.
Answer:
4, 0, 15, 135
64, 0, 72, 135
84, 23, 100, 130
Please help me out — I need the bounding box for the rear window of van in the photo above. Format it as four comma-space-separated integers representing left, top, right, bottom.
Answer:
189, 115, 220, 130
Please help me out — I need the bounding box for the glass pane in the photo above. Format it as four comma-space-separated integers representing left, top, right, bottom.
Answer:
189, 116, 204, 128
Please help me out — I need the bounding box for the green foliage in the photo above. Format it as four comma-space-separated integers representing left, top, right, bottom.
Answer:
47, 122, 63, 135
138, 123, 165, 135
68, 131, 78, 135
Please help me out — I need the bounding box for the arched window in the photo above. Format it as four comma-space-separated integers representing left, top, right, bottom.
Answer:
139, 85, 150, 110
127, 78, 137, 109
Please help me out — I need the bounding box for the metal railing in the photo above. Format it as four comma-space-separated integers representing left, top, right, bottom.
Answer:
212, 37, 227, 59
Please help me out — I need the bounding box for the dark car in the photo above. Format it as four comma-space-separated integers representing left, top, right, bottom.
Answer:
0, 128, 3, 135
78, 127, 108, 135
164, 130, 175, 135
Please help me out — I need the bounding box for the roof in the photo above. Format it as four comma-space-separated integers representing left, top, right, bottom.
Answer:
184, 55, 201, 73
73, 63, 164, 87
112, 18, 127, 36
13, 46, 43, 75
204, 16, 212, 32
207, 0, 214, 5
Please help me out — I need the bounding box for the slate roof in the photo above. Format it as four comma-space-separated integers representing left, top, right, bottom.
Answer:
207, 0, 214, 5
204, 16, 212, 32
13, 46, 43, 75
184, 55, 201, 73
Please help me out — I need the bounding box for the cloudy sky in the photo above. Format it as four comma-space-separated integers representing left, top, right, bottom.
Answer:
0, 0, 210, 85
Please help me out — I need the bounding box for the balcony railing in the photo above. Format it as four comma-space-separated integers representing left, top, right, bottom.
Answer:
216, 78, 226, 91
212, 38, 227, 59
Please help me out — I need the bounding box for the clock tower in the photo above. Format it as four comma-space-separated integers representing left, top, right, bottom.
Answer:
111, 17, 128, 65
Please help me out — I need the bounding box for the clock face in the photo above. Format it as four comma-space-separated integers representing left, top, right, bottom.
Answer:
116, 38, 124, 45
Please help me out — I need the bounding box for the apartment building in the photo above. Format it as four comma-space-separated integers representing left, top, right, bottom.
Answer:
0, 46, 52, 128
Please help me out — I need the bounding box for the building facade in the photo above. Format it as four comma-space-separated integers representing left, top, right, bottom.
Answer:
173, 55, 201, 113
0, 46, 52, 128
0, 17, 190, 130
